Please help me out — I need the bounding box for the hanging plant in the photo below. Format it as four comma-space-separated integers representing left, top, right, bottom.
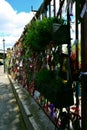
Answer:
35, 68, 73, 108
24, 17, 65, 52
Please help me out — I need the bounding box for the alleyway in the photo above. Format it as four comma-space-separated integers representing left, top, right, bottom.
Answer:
0, 66, 26, 130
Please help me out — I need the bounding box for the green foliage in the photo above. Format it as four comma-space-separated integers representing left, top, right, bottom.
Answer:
34, 68, 74, 108
24, 17, 65, 51
35, 68, 64, 104
36, 68, 52, 83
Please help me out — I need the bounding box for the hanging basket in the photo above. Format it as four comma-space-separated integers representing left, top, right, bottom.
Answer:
53, 24, 70, 45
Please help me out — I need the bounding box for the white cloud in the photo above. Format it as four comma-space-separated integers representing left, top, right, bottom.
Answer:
0, 0, 34, 50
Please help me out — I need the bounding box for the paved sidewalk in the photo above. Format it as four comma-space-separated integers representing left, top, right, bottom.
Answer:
0, 66, 26, 130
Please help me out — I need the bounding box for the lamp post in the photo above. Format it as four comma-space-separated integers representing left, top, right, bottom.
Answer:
2, 39, 5, 73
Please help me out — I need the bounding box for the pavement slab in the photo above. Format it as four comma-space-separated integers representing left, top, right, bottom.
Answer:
0, 66, 26, 130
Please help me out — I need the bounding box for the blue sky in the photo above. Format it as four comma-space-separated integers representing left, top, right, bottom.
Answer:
0, 0, 43, 50
6, 0, 43, 13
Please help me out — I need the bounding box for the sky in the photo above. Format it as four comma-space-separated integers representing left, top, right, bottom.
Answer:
0, 0, 77, 52
0, 0, 43, 51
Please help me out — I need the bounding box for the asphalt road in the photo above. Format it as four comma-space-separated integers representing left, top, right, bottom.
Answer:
0, 66, 27, 130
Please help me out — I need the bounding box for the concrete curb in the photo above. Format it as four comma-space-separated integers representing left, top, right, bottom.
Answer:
8, 75, 33, 130
8, 75, 58, 130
